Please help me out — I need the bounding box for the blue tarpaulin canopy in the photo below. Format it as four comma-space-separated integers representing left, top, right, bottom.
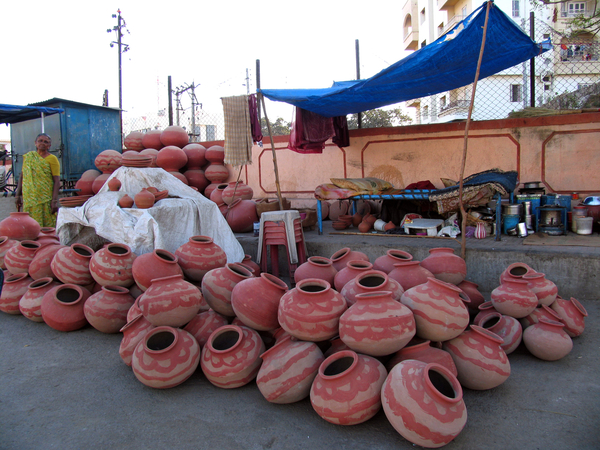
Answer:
260, 2, 551, 117
0, 104, 64, 125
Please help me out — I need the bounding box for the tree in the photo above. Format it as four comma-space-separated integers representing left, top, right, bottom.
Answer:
347, 108, 413, 129
260, 117, 291, 136
533, 0, 600, 36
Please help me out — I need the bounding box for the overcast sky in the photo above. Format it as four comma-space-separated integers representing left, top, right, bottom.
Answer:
1, 0, 412, 141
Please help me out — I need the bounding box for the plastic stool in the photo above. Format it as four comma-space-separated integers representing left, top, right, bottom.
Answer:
258, 211, 307, 278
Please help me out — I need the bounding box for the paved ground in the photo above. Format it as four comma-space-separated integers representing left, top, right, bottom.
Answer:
1, 197, 599, 449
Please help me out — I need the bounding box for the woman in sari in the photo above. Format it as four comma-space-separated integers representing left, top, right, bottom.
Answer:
15, 133, 60, 227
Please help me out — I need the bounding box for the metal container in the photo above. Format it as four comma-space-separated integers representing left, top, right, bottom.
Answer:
502, 214, 520, 234
521, 201, 532, 216
524, 214, 533, 230
517, 223, 529, 237
523, 181, 542, 189
501, 203, 522, 215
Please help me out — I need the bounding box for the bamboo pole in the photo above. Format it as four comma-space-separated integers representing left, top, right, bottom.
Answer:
458, 0, 492, 260
258, 93, 285, 210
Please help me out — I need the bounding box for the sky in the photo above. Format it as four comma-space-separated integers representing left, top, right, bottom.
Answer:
0, 0, 413, 141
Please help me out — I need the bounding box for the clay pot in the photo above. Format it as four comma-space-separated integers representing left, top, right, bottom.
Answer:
477, 312, 523, 355
499, 262, 533, 284
205, 163, 229, 183
183, 309, 229, 348
28, 244, 65, 280
160, 126, 189, 148
382, 360, 467, 448
0, 273, 34, 315
183, 168, 209, 192
333, 260, 373, 292
241, 254, 260, 277
94, 149, 122, 174
373, 249, 413, 274
209, 183, 228, 204
51, 243, 95, 286
327, 200, 349, 221
550, 297, 587, 337
456, 279, 486, 311
351, 212, 363, 227
420, 247, 467, 286
386, 338, 458, 376
519, 304, 562, 330
40, 284, 92, 332
0, 212, 41, 241
156, 145, 188, 172
0, 237, 18, 270
257, 335, 324, 404
330, 247, 369, 272
4, 240, 41, 274
222, 181, 254, 205
293, 256, 338, 286
124, 131, 145, 151
132, 326, 200, 389
35, 232, 60, 248
201, 263, 254, 317
277, 278, 347, 342
138, 274, 203, 327
205, 145, 225, 163
89, 243, 137, 287
118, 194, 134, 208
140, 148, 160, 166
175, 236, 227, 283
200, 324, 265, 389
491, 278, 538, 319
142, 130, 164, 150
134, 188, 155, 209
388, 260, 434, 291
119, 314, 156, 366
84, 285, 135, 333
19, 277, 60, 322
522, 272, 558, 306
231, 273, 289, 331
131, 249, 183, 292
225, 199, 258, 233
523, 318, 573, 361
204, 183, 219, 199
474, 222, 487, 239
357, 221, 372, 233
400, 277, 470, 342
182, 143, 207, 169
443, 325, 511, 390
310, 350, 387, 425
75, 169, 101, 196
340, 269, 405, 307
91, 173, 110, 194
107, 177, 121, 192
339, 291, 416, 357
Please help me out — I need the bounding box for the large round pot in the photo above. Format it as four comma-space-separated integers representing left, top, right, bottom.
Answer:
522, 318, 573, 361
200, 324, 265, 389
373, 249, 413, 274
381, 360, 467, 448
550, 296, 587, 337
94, 149, 122, 174
205, 145, 225, 163
522, 272, 558, 306
131, 326, 200, 389
131, 249, 183, 292
141, 130, 164, 150
330, 247, 369, 272
476, 312, 523, 355
204, 163, 229, 183
91, 173, 110, 194
75, 169, 101, 196
456, 279, 486, 311
40, 284, 92, 332
4, 240, 41, 274
0, 273, 34, 315
19, 277, 60, 322
175, 236, 227, 283
0, 212, 41, 241
0, 236, 18, 269
333, 260, 373, 292
124, 131, 145, 151
51, 243, 95, 286
225, 199, 258, 233
221, 181, 254, 205
519, 304, 562, 330
386, 338, 458, 376
156, 145, 188, 172
209, 183, 228, 204
293, 256, 337, 286
182, 143, 207, 169
231, 272, 289, 331
339, 291, 416, 357
160, 126, 189, 148
201, 263, 254, 317
310, 350, 387, 425
420, 247, 467, 286
134, 188, 155, 209
183, 310, 229, 348
90, 243, 137, 287
490, 278, 538, 319
118, 314, 156, 366
340, 269, 404, 307
84, 285, 136, 333
27, 244, 65, 281
256, 335, 324, 404
388, 260, 434, 291
183, 169, 209, 192
499, 262, 533, 284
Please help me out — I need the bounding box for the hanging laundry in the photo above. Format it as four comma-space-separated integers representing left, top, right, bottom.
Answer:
248, 94, 263, 143
287, 107, 351, 154
222, 95, 253, 167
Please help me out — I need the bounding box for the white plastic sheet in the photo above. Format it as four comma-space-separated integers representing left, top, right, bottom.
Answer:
56, 167, 245, 262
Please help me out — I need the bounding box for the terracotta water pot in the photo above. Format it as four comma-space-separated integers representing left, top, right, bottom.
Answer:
204, 183, 219, 199
0, 236, 18, 269
89, 243, 137, 287
310, 350, 387, 425
83, 285, 135, 333
205, 163, 229, 183
388, 260, 434, 291
134, 188, 155, 209
278, 278, 347, 342
40, 284, 92, 332
386, 338, 458, 376
420, 247, 467, 286
183, 309, 229, 348
225, 199, 258, 233
118, 194, 134, 208
205, 145, 225, 163
201, 263, 254, 317
131, 249, 183, 292
550, 296, 587, 337
333, 260, 373, 292
0, 273, 34, 315
51, 243, 95, 286
523, 318, 573, 361
119, 314, 156, 366
499, 262, 533, 284
4, 240, 41, 274
293, 256, 338, 286
231, 272, 289, 331
443, 325, 511, 390
94, 149, 122, 174
339, 290, 416, 357
400, 277, 470, 342
491, 278, 538, 319
222, 181, 254, 205
75, 169, 101, 196
476, 312, 523, 355
373, 249, 413, 274
183, 168, 209, 192
382, 360, 467, 448
209, 183, 228, 204
28, 244, 65, 281
200, 324, 265, 389
257, 334, 324, 404
522, 272, 558, 306
140, 148, 160, 166
182, 143, 207, 169
124, 131, 145, 151
519, 304, 562, 330
107, 177, 122, 191
340, 269, 404, 307
241, 254, 260, 277
131, 326, 200, 389
19, 277, 60, 322
160, 126, 189, 148
175, 236, 227, 283
92, 173, 110, 194
138, 274, 203, 327
330, 247, 369, 272
0, 212, 41, 241
141, 130, 164, 150
456, 279, 486, 311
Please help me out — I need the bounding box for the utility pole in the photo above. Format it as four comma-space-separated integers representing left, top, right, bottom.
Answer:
107, 9, 130, 144
355, 39, 362, 128
173, 82, 200, 139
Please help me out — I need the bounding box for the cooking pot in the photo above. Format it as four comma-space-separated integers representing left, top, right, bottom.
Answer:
501, 203, 522, 215
523, 181, 542, 189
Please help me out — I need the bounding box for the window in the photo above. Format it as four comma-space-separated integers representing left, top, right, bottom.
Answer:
420, 8, 426, 25
423, 106, 429, 118
510, 84, 522, 102
440, 96, 447, 109
544, 85, 551, 91
568, 2, 586, 16
512, 0, 520, 17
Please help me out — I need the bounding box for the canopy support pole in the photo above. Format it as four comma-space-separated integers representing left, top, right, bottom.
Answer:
41, 112, 45, 133
258, 93, 285, 210
459, 0, 492, 260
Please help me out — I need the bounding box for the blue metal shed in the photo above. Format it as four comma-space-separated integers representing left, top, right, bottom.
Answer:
9, 98, 121, 185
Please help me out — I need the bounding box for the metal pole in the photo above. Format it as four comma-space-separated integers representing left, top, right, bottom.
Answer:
530, 11, 535, 108
168, 76, 173, 126
117, 11, 123, 144
191, 83, 196, 141
355, 39, 362, 128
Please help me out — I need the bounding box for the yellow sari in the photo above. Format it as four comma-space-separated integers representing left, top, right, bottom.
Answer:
22, 151, 57, 227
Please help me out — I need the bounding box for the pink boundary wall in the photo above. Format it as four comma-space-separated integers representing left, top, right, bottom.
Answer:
201, 112, 600, 208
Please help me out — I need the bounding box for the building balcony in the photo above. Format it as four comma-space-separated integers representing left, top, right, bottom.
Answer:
441, 15, 465, 36
437, 0, 461, 12
439, 100, 470, 118
404, 29, 419, 51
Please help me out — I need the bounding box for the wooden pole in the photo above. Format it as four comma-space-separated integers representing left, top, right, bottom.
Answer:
459, 0, 492, 259
258, 93, 285, 210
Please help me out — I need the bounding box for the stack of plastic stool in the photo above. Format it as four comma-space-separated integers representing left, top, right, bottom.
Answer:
257, 210, 307, 280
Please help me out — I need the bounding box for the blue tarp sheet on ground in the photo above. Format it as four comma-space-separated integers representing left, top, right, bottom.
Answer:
260, 2, 551, 117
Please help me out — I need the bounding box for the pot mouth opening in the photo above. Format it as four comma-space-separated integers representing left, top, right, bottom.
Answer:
228, 263, 252, 277
30, 278, 53, 289
309, 256, 331, 266
22, 242, 41, 249
73, 245, 93, 257
509, 266, 529, 277
323, 355, 355, 377
56, 287, 81, 304
155, 249, 176, 262
331, 248, 350, 261
298, 282, 327, 293
348, 260, 372, 269
481, 314, 501, 329
104, 285, 129, 294
108, 244, 129, 255
389, 250, 411, 260
146, 330, 176, 351
358, 274, 385, 288
427, 367, 458, 400
211, 329, 241, 351
191, 236, 212, 244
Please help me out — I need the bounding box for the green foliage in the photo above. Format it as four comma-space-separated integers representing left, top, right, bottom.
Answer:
347, 108, 413, 129
260, 117, 291, 136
